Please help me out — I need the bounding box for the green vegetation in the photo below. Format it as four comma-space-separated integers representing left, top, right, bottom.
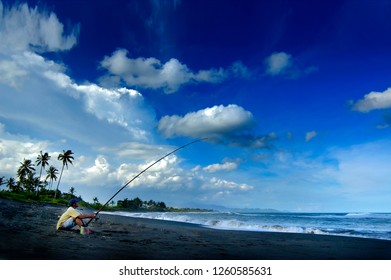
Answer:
0, 151, 209, 213
0, 149, 92, 208
0, 149, 76, 204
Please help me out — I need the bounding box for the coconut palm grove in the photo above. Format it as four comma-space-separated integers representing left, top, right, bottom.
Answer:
0, 150, 174, 211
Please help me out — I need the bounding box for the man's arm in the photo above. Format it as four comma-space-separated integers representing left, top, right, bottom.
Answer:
78, 213, 96, 219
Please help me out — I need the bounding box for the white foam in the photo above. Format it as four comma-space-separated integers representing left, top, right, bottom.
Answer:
345, 212, 371, 217
100, 211, 391, 240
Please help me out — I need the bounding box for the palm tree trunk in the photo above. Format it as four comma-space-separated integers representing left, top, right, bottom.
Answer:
54, 164, 65, 198
35, 166, 43, 195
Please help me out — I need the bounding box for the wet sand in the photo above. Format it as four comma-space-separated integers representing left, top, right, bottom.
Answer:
1, 198, 390, 260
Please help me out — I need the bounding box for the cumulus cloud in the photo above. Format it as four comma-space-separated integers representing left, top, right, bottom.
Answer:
105, 153, 255, 204
352, 88, 391, 113
70, 84, 154, 140
0, 1, 79, 54
75, 155, 111, 186
0, 0, 78, 87
203, 161, 238, 173
264, 51, 317, 78
0, 124, 51, 176
0, 50, 155, 141
158, 104, 275, 148
108, 154, 186, 189
0, 123, 181, 191
96, 145, 252, 195
158, 104, 255, 138
99, 49, 249, 93
0, 1, 258, 207
206, 177, 253, 192
0, 121, 257, 206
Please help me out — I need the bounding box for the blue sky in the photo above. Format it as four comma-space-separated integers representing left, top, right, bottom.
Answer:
1, 0, 391, 212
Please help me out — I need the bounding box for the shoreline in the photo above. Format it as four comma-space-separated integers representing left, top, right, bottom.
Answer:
1, 198, 391, 260
100, 210, 391, 242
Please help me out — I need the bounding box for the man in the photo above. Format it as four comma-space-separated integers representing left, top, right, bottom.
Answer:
56, 198, 96, 231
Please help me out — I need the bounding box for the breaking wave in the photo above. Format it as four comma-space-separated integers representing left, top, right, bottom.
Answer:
100, 211, 391, 240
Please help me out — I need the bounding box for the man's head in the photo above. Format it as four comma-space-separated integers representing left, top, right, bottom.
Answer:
69, 198, 79, 208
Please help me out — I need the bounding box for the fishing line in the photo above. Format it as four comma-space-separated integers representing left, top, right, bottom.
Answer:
86, 138, 207, 226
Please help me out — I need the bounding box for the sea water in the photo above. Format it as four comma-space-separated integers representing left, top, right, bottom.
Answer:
100, 211, 391, 240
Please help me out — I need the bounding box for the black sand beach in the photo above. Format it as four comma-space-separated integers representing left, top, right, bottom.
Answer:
1, 198, 390, 260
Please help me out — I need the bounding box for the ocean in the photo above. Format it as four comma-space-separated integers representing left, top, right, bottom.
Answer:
100, 211, 391, 241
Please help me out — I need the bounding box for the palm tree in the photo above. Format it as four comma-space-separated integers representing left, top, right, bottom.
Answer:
17, 159, 35, 180
17, 159, 35, 191
35, 151, 51, 194
46, 166, 58, 191
55, 150, 74, 198
69, 187, 75, 197
92, 197, 101, 208
28, 173, 41, 193
6, 177, 20, 193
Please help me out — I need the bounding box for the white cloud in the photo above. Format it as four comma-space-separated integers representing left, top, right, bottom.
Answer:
75, 155, 111, 186
0, 124, 156, 191
264, 51, 317, 78
0, 50, 155, 142
0, 1, 259, 207
305, 130, 317, 142
138, 155, 179, 173
0, 2, 110, 144
108, 154, 186, 189
88, 156, 110, 174
158, 104, 255, 138
99, 49, 249, 93
83, 146, 252, 198
0, 124, 52, 177
0, 58, 27, 87
0, 1, 79, 54
203, 161, 238, 173
207, 177, 254, 191
158, 104, 275, 148
70, 84, 154, 140
99, 142, 172, 160
352, 88, 391, 112
265, 52, 292, 76
0, 124, 185, 192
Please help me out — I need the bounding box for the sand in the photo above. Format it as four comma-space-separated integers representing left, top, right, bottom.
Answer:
0, 198, 390, 260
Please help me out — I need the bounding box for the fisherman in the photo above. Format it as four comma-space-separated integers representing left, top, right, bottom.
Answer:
56, 198, 96, 231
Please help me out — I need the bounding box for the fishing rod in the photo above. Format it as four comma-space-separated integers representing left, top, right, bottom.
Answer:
86, 138, 206, 226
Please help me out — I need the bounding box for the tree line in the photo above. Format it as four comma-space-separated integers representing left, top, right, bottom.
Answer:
0, 149, 75, 202
0, 150, 170, 210
0, 150, 205, 212
116, 197, 167, 211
